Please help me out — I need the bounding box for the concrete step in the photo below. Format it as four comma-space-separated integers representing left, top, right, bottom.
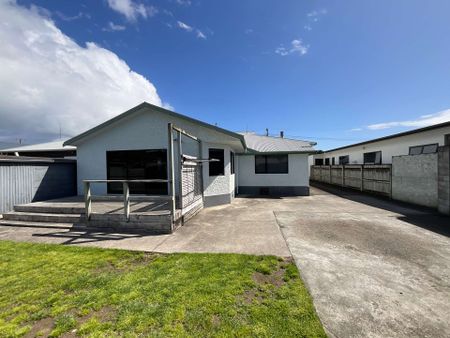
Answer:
14, 204, 85, 214
2, 212, 84, 223
0, 219, 84, 230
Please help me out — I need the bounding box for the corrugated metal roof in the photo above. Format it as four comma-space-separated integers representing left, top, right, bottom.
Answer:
0, 140, 76, 152
240, 133, 317, 153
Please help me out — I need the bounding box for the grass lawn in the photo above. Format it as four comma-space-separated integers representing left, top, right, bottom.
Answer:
0, 241, 326, 337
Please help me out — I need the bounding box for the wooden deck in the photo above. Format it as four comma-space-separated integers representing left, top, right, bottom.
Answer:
1, 196, 185, 234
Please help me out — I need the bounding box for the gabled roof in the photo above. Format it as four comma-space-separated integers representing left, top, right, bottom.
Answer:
1, 140, 76, 152
64, 102, 246, 149
240, 132, 317, 154
323, 120, 450, 153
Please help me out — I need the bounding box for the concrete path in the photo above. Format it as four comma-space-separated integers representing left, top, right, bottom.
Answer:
0, 197, 291, 257
276, 184, 450, 338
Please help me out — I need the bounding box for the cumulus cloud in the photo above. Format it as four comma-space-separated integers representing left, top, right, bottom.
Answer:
106, 0, 157, 21
0, 0, 165, 141
102, 21, 126, 32
366, 109, 450, 130
275, 39, 308, 56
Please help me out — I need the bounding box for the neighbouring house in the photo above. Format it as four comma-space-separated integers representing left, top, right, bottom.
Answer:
64, 102, 317, 207
312, 121, 450, 165
0, 140, 76, 158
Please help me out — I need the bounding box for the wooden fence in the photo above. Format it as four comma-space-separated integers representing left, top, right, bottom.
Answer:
310, 164, 392, 197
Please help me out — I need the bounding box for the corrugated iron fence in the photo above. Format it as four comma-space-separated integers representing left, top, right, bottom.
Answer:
310, 164, 391, 197
0, 157, 76, 214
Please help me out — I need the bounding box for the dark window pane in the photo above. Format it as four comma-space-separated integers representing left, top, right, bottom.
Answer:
106, 149, 167, 195
315, 158, 324, 165
209, 148, 224, 176
255, 155, 288, 174
363, 151, 382, 164
324, 158, 330, 165
422, 144, 438, 154
409, 146, 423, 155
230, 151, 235, 174
339, 155, 349, 165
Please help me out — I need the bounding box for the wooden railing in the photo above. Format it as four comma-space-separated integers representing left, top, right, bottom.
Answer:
83, 179, 173, 221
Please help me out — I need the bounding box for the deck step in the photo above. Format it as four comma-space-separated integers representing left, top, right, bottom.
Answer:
2, 212, 84, 223
14, 204, 85, 214
0, 219, 83, 229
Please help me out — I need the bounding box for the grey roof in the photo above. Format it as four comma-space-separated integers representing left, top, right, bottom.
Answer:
240, 133, 317, 154
1, 140, 76, 152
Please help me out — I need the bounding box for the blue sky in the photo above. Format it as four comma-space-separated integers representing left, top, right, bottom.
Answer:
3, 0, 450, 149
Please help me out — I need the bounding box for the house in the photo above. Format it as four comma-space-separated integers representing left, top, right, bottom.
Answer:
64, 102, 317, 208
312, 121, 450, 165
0, 140, 76, 158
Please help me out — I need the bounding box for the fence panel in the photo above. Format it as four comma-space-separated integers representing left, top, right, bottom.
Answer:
310, 164, 391, 197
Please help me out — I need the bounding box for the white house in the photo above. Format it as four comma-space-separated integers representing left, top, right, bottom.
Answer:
64, 102, 317, 207
312, 122, 450, 165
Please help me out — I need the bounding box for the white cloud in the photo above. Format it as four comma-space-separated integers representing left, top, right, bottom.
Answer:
275, 39, 308, 56
177, 20, 207, 39
245, 28, 253, 34
304, 25, 312, 31
176, 0, 192, 6
106, 0, 157, 21
0, 0, 165, 141
367, 109, 450, 130
54, 11, 91, 22
350, 128, 363, 132
196, 30, 206, 39
102, 21, 126, 32
177, 20, 193, 32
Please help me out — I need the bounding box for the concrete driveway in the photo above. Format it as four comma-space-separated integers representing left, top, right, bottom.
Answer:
276, 184, 450, 338
1, 185, 449, 337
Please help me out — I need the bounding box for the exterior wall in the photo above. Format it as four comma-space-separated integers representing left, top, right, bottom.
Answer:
237, 153, 310, 195
0, 161, 76, 213
75, 107, 242, 207
438, 146, 450, 215
313, 125, 450, 165
392, 154, 438, 208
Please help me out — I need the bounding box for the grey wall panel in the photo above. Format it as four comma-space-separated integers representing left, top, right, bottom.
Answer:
0, 162, 76, 213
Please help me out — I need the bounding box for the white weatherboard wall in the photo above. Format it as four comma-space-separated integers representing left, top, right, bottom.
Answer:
313, 125, 450, 164
237, 154, 309, 187
75, 107, 242, 206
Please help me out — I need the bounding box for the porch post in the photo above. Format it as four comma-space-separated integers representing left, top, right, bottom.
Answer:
177, 130, 183, 210
123, 182, 130, 221
84, 181, 91, 221
168, 124, 176, 221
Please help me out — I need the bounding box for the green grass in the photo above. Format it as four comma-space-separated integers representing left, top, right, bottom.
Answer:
0, 241, 326, 337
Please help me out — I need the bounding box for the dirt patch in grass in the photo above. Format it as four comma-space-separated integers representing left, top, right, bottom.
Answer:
24, 317, 53, 338
78, 306, 116, 325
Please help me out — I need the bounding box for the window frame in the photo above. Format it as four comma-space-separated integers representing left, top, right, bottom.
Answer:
363, 151, 382, 165
408, 143, 439, 155
254, 154, 289, 174
209, 148, 225, 176
230, 151, 235, 174
339, 155, 350, 165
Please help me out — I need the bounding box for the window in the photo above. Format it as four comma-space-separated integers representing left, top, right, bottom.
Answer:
445, 134, 450, 146
332, 157, 335, 165
255, 155, 288, 174
363, 151, 382, 164
339, 155, 350, 165
209, 148, 224, 176
324, 158, 330, 165
409, 143, 438, 155
106, 149, 167, 195
315, 158, 324, 165
230, 151, 235, 174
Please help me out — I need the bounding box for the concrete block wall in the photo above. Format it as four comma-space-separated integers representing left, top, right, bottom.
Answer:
438, 146, 450, 215
392, 153, 438, 208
